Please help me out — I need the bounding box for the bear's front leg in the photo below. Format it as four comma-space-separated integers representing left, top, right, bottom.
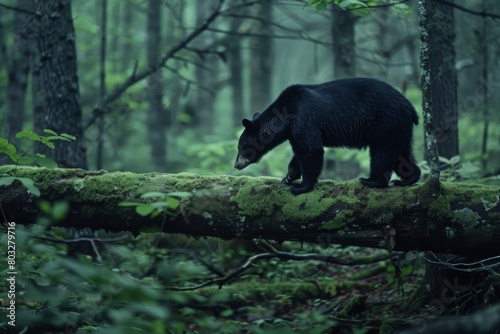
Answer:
290, 150, 324, 195
282, 154, 301, 185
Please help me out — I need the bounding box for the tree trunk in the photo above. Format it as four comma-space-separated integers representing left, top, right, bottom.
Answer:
31, 0, 87, 169
250, 1, 273, 113
96, 0, 107, 170
331, 8, 356, 79
229, 16, 245, 127
418, 0, 440, 192
427, 0, 459, 160
121, 0, 134, 72
3, 0, 31, 144
1, 166, 499, 259
109, 0, 121, 73
147, 0, 167, 170
194, 0, 218, 131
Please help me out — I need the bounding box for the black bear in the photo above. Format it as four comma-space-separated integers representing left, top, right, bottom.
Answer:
234, 77, 421, 195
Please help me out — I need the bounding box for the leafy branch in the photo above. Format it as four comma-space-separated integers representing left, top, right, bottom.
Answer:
0, 129, 75, 196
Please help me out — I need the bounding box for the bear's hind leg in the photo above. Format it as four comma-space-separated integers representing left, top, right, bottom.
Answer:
360, 146, 392, 188
282, 154, 301, 185
392, 153, 421, 186
290, 150, 324, 195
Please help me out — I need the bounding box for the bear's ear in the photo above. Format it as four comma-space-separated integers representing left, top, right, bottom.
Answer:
252, 112, 260, 120
242, 118, 254, 129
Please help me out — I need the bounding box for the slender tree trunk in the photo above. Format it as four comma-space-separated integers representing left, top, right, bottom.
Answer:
3, 0, 31, 143
121, 0, 134, 72
229, 17, 244, 127
250, 1, 273, 114
31, 0, 87, 168
147, 0, 167, 170
194, 0, 218, 131
427, 0, 458, 160
97, 0, 107, 170
480, 1, 489, 171
109, 0, 121, 73
331, 8, 356, 79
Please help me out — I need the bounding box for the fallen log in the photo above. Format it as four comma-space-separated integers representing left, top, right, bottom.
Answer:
0, 166, 499, 258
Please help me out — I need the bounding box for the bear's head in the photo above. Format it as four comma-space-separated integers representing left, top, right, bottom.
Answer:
234, 118, 263, 170
234, 111, 287, 170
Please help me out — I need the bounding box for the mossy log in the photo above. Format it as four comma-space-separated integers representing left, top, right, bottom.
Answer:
0, 166, 499, 258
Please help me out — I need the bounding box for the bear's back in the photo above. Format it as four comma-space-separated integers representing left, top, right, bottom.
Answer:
277, 78, 418, 149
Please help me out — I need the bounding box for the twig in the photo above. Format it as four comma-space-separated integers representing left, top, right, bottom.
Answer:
167, 250, 388, 291
83, 0, 225, 131
38, 235, 129, 244
436, 0, 500, 19
0, 2, 36, 15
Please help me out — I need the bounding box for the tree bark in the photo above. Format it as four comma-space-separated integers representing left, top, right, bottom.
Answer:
1, 166, 499, 259
250, 1, 273, 113
331, 8, 356, 79
121, 0, 134, 72
418, 0, 441, 193
229, 16, 245, 127
147, 0, 167, 170
427, 0, 459, 160
31, 0, 87, 168
3, 0, 31, 144
194, 0, 218, 131
96, 0, 107, 170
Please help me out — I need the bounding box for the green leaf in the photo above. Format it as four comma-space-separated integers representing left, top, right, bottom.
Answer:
17, 156, 36, 165
167, 192, 191, 198
0, 176, 39, 196
166, 197, 180, 209
43, 129, 58, 136
220, 309, 234, 317
141, 192, 167, 199
35, 156, 57, 168
60, 133, 76, 141
40, 200, 51, 214
15, 130, 41, 141
150, 202, 168, 210
0, 138, 17, 158
119, 201, 144, 207
0, 177, 16, 187
42, 141, 55, 149
17, 177, 41, 196
52, 201, 69, 221
339, 0, 367, 9
136, 204, 155, 216
307, 0, 328, 11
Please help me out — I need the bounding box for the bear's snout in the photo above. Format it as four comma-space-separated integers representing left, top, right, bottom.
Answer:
234, 155, 250, 170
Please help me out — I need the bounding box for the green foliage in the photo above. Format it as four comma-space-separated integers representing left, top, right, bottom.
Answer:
307, 0, 412, 15
0, 129, 76, 196
0, 176, 40, 196
0, 129, 75, 168
120, 191, 191, 218
419, 155, 481, 182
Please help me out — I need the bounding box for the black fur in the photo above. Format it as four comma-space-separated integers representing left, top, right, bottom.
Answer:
234, 78, 421, 195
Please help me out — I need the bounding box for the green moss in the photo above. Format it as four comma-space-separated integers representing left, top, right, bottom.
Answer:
79, 171, 141, 202
322, 209, 354, 230
451, 208, 480, 230
427, 193, 451, 220
361, 186, 413, 225
230, 177, 336, 223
